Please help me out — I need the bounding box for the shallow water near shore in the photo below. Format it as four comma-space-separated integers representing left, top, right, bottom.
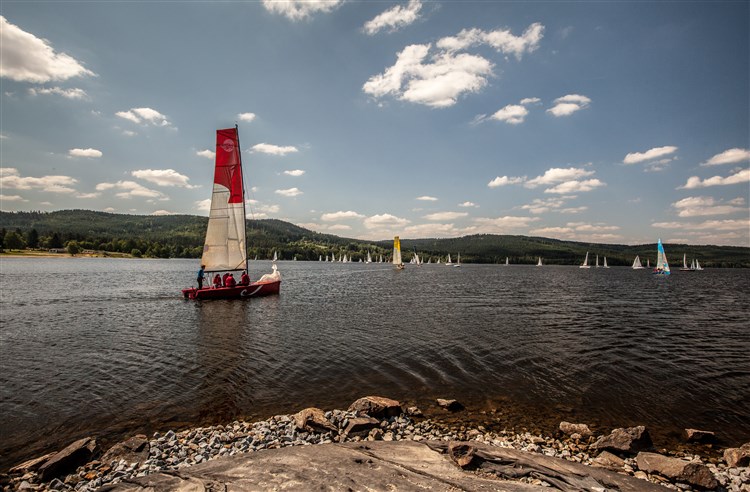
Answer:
1, 258, 748, 469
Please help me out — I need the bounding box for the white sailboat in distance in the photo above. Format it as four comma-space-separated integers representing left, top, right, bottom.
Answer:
579, 252, 591, 269
632, 256, 645, 269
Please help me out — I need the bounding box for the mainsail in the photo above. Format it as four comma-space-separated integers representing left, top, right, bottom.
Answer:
632, 255, 643, 269
655, 239, 671, 275
201, 127, 247, 272
393, 236, 403, 266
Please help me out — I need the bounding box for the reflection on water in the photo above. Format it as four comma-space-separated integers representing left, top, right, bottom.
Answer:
1, 258, 749, 468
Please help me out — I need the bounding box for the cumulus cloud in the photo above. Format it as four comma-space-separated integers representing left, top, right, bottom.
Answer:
490, 104, 528, 124
364, 22, 543, 108
284, 169, 305, 177
546, 94, 591, 117
237, 112, 256, 122
416, 195, 437, 201
75, 192, 100, 199
261, 0, 344, 20
458, 201, 478, 208
423, 211, 468, 221
0, 194, 27, 202
653, 218, 749, 232
321, 210, 364, 221
363, 213, 410, 229
115, 107, 171, 127
0, 16, 95, 83
196, 149, 215, 159
544, 178, 605, 194
96, 180, 167, 200
251, 143, 298, 156
520, 197, 569, 214
131, 169, 196, 188
471, 215, 540, 233
678, 169, 750, 189
0, 167, 78, 193
364, 0, 422, 35
403, 223, 463, 238
530, 222, 622, 242
672, 196, 746, 217
488, 175, 524, 188
195, 199, 212, 212
275, 187, 303, 197
519, 97, 541, 105
151, 210, 175, 216
702, 148, 750, 166
28, 86, 88, 99
525, 167, 593, 188
68, 148, 102, 158
623, 146, 678, 165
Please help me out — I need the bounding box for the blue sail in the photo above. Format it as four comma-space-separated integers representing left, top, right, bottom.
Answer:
655, 238, 671, 275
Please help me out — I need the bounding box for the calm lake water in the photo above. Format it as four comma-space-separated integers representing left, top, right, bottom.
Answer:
1, 257, 749, 468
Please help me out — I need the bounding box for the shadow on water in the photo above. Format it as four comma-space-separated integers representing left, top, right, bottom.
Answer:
1, 258, 749, 469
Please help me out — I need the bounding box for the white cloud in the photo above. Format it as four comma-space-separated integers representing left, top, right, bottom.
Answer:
284, 169, 305, 177
471, 215, 540, 234
327, 224, 352, 231
678, 168, 750, 189
0, 16, 95, 83
519, 197, 569, 214
544, 178, 605, 194
416, 195, 438, 201
115, 107, 171, 127
490, 104, 528, 124
458, 201, 478, 208
520, 97, 541, 105
672, 196, 747, 217
196, 149, 215, 159
364, 0, 422, 35
261, 0, 344, 20
122, 130, 137, 137
702, 148, 750, 166
151, 210, 175, 216
525, 167, 593, 188
251, 143, 299, 156
28, 86, 88, 99
131, 169, 196, 188
321, 210, 364, 221
488, 175, 524, 188
560, 206, 588, 214
547, 94, 591, 117
0, 194, 27, 202
95, 180, 167, 200
623, 145, 678, 165
403, 223, 463, 237
237, 112, 256, 122
195, 199, 212, 212
68, 148, 102, 158
0, 168, 78, 193
275, 187, 303, 197
436, 23, 544, 59
363, 213, 411, 229
530, 222, 622, 242
653, 218, 749, 232
423, 211, 468, 221
75, 192, 100, 199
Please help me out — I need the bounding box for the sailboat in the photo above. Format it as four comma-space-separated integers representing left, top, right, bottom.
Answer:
393, 236, 404, 269
537, 257, 543, 266
454, 252, 461, 267
182, 127, 281, 300
366, 251, 372, 264
445, 254, 453, 266
272, 251, 278, 262
505, 257, 509, 266
595, 255, 600, 268
579, 252, 591, 269
603, 257, 609, 269
652, 239, 671, 275
647, 259, 651, 268
680, 253, 693, 271
632, 255, 644, 269
695, 259, 703, 271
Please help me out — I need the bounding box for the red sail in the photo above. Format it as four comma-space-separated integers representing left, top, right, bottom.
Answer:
214, 127, 243, 204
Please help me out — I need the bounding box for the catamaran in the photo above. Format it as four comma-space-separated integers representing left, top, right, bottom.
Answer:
182, 127, 281, 300
632, 255, 644, 269
393, 236, 404, 269
652, 239, 671, 275
579, 252, 591, 269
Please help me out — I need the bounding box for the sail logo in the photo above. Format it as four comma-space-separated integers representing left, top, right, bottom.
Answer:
220, 138, 235, 153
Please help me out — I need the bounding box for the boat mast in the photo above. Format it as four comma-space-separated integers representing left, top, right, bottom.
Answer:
235, 123, 249, 278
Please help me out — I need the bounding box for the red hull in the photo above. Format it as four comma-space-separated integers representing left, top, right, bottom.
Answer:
182, 280, 281, 300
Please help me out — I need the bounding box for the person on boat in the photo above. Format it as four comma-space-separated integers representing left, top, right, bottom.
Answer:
222, 272, 230, 287
239, 272, 250, 286
213, 274, 222, 288
197, 265, 205, 290
225, 273, 237, 288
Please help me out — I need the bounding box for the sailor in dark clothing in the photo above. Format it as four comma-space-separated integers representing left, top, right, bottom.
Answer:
197, 265, 206, 289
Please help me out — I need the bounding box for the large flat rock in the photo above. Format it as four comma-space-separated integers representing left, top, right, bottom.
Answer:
104, 440, 667, 491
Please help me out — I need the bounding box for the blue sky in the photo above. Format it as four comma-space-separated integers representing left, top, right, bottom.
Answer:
1, 1, 748, 246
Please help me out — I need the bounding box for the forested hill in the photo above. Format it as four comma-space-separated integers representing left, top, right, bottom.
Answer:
1, 210, 748, 267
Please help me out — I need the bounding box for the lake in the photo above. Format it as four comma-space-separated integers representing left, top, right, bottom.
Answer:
1, 257, 748, 469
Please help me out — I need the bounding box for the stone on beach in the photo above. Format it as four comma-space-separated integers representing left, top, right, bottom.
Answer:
723, 442, 750, 467
591, 425, 652, 455
347, 396, 402, 419
38, 437, 98, 482
590, 450, 625, 471
636, 451, 718, 489
101, 435, 150, 466
8, 452, 56, 474
447, 442, 476, 468
683, 428, 717, 444
292, 407, 337, 434
436, 398, 464, 411
342, 417, 380, 439
558, 421, 593, 438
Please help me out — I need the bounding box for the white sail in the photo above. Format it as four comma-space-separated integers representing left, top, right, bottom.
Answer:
603, 257, 609, 268
272, 251, 277, 262
505, 257, 509, 266
537, 257, 542, 266
595, 255, 599, 268
580, 252, 590, 269
446, 254, 453, 265
201, 128, 247, 272
366, 251, 372, 263
454, 253, 461, 267
695, 259, 703, 270
632, 256, 644, 269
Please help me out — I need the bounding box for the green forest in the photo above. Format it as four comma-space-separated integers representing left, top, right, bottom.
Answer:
1, 210, 748, 267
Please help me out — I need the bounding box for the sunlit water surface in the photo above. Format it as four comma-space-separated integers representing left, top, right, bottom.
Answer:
1, 258, 748, 468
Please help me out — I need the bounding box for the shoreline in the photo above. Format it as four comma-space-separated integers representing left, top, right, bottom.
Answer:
3, 396, 748, 491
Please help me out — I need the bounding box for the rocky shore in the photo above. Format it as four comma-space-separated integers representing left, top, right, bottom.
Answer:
3, 396, 749, 491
